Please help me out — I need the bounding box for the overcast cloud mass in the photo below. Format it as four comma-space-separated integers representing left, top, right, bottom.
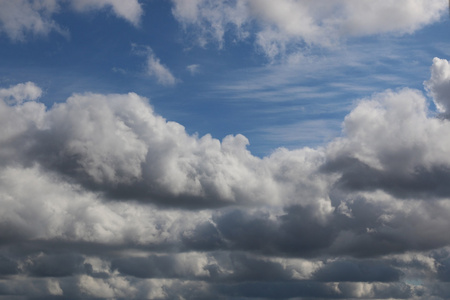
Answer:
1, 0, 450, 299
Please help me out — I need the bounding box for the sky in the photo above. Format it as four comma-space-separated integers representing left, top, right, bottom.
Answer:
1, 0, 450, 299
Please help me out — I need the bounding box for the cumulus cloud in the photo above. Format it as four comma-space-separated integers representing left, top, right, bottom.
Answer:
0, 81, 42, 104
0, 83, 333, 211
4, 57, 450, 298
171, 0, 446, 59
425, 57, 450, 115
0, 0, 142, 41
325, 88, 450, 199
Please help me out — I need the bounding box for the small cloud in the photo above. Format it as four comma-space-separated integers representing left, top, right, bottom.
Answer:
112, 67, 127, 75
0, 81, 42, 104
146, 50, 177, 86
132, 44, 177, 86
186, 64, 200, 75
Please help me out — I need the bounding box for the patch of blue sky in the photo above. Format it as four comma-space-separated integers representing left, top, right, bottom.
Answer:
0, 1, 449, 157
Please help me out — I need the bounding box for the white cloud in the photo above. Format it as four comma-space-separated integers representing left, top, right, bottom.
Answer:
146, 50, 177, 86
47, 279, 63, 296
171, 0, 250, 48
171, 0, 447, 60
425, 57, 450, 114
0, 0, 143, 41
0, 0, 64, 41
327, 87, 450, 174
0, 81, 42, 104
70, 0, 143, 26
0, 83, 332, 215
187, 64, 200, 75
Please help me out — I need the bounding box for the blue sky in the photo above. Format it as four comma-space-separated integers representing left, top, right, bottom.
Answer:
2, 1, 450, 299
2, 0, 449, 156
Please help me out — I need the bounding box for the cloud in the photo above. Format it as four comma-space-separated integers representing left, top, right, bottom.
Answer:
146, 49, 177, 86
0, 81, 42, 104
425, 57, 450, 115
4, 58, 450, 298
0, 0, 64, 41
0, 0, 142, 41
171, 0, 447, 60
171, 0, 250, 48
70, 0, 143, 26
0, 84, 333, 212
187, 64, 200, 75
324, 87, 450, 199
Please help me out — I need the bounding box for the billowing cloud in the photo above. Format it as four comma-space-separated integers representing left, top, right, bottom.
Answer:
0, 81, 42, 104
3, 57, 450, 298
325, 87, 450, 199
0, 84, 332, 211
171, 0, 446, 59
425, 57, 450, 115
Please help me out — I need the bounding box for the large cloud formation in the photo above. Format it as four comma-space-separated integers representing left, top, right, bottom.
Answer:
1, 58, 450, 299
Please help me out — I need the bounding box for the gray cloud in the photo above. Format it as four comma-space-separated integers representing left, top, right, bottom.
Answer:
0, 90, 333, 213
2, 57, 450, 298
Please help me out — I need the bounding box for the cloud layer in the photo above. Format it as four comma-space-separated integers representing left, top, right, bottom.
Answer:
1, 58, 450, 298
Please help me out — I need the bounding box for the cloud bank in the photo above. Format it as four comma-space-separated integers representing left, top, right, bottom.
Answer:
1, 58, 450, 298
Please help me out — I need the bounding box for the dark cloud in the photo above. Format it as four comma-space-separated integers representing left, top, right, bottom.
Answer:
26, 253, 85, 277
323, 156, 450, 199
182, 206, 337, 256
111, 255, 188, 279
214, 281, 415, 299
2, 57, 450, 298
0, 255, 18, 276
313, 260, 402, 282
